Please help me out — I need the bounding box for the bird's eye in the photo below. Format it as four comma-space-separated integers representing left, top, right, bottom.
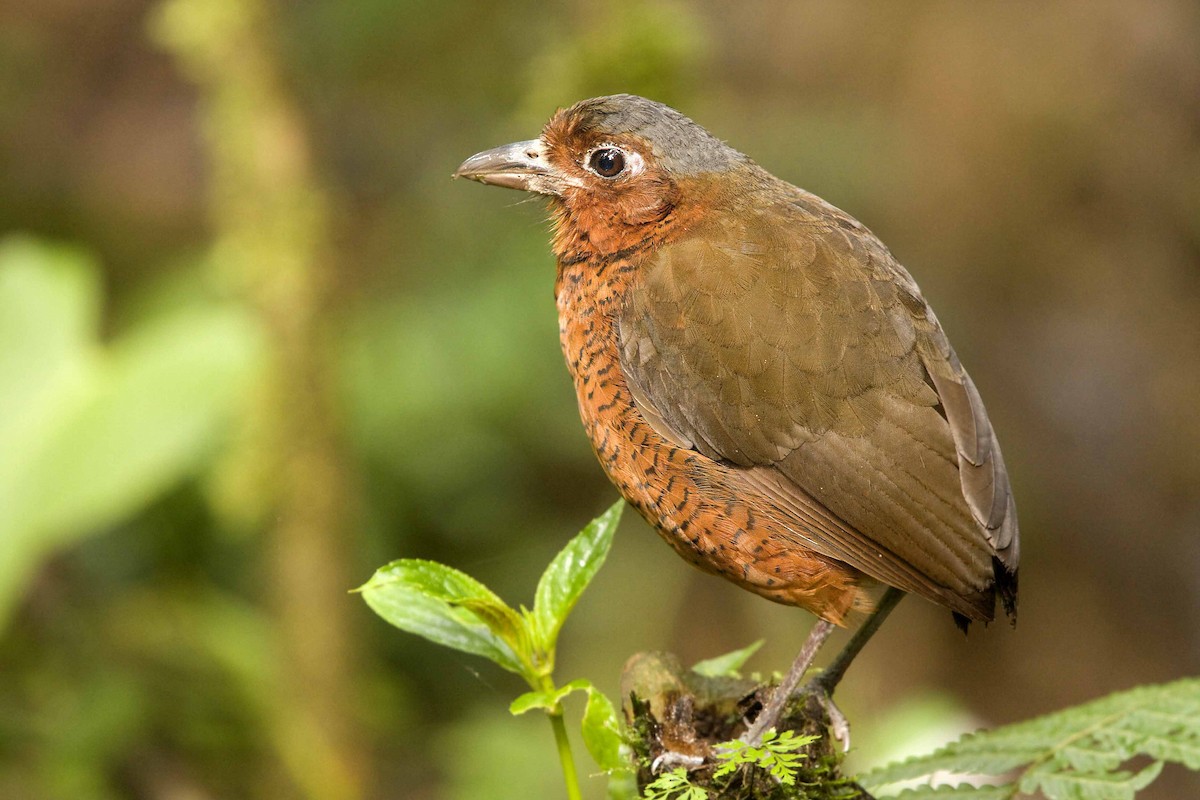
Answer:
588, 148, 626, 178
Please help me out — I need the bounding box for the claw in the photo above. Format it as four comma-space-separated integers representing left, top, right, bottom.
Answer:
650, 750, 706, 773
806, 682, 851, 751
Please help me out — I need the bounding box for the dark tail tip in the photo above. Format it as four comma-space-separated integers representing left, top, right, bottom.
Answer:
993, 556, 1019, 626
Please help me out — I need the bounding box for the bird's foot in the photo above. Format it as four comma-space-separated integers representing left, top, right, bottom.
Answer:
740, 683, 851, 751
741, 619, 836, 746
804, 677, 851, 751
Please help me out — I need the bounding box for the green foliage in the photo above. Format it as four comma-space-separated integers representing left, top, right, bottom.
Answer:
638, 729, 817, 800
533, 501, 626, 667
859, 677, 1200, 800
360, 559, 528, 674
714, 729, 817, 787
366, 538, 1200, 800
510, 677, 628, 773
361, 501, 630, 796
361, 500, 622, 681
642, 768, 709, 800
0, 236, 260, 630
582, 684, 627, 775
691, 639, 765, 679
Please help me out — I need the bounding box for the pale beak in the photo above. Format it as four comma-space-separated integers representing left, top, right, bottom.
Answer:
454, 139, 557, 194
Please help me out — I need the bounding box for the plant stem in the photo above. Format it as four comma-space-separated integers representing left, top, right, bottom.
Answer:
548, 708, 584, 800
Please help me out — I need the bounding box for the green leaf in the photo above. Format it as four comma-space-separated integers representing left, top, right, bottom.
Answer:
859, 678, 1200, 800
509, 678, 629, 774
509, 679, 591, 716
606, 769, 639, 800
891, 785, 1013, 800
454, 598, 529, 658
532, 500, 623, 655
360, 559, 527, 675
1018, 760, 1163, 800
642, 768, 709, 800
509, 689, 557, 716
0, 237, 260, 629
581, 683, 627, 773
0, 237, 97, 439
25, 307, 258, 539
691, 639, 764, 678
713, 729, 813, 785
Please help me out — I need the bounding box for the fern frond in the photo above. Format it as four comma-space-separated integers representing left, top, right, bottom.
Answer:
878, 785, 1012, 800
858, 677, 1200, 800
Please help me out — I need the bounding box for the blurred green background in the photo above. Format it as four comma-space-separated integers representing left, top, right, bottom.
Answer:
1, 0, 1198, 798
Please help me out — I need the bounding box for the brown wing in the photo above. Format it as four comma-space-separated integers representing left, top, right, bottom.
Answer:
618, 190, 1018, 621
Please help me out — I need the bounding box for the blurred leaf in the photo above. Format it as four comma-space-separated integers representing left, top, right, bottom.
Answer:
361, 559, 526, 675
532, 500, 624, 658
887, 786, 1012, 800
606, 769, 639, 800
860, 678, 1200, 800
691, 639, 764, 679
1018, 760, 1163, 800
25, 307, 258, 539
0, 236, 261, 628
0, 237, 98, 446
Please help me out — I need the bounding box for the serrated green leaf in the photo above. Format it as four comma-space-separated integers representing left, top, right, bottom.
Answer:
691, 639, 764, 678
859, 678, 1200, 799
861, 735, 1041, 787
532, 500, 623, 655
1137, 730, 1200, 770
1021, 761, 1163, 800
642, 768, 709, 800
892, 784, 1013, 800
361, 559, 525, 675
1055, 741, 1125, 773
713, 728, 813, 785
581, 683, 627, 773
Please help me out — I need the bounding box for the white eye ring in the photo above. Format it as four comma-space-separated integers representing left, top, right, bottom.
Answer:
583, 145, 644, 179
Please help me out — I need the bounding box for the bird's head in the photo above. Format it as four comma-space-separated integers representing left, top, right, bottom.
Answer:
455, 94, 757, 259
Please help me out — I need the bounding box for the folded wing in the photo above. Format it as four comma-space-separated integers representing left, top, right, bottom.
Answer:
618, 193, 1018, 621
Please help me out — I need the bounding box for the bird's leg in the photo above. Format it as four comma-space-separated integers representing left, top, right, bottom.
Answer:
741, 619, 835, 745
809, 587, 905, 696
742, 588, 905, 749
805, 587, 906, 750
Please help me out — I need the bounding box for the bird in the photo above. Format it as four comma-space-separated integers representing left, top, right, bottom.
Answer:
455, 94, 1018, 744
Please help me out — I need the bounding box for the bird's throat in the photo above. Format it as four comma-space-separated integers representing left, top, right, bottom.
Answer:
547, 189, 679, 267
